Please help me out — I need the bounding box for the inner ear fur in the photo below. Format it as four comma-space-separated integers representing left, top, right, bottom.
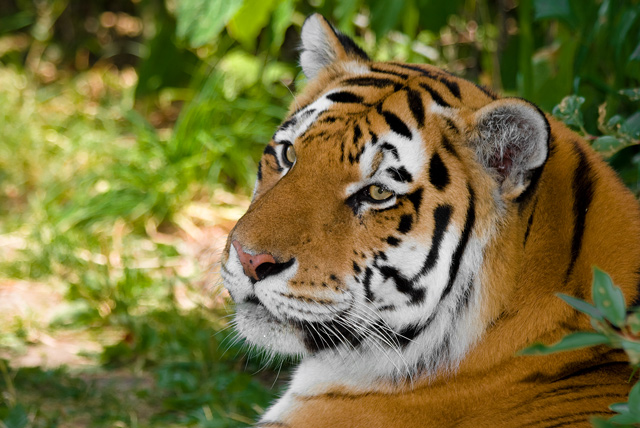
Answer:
468, 98, 550, 200
299, 13, 369, 80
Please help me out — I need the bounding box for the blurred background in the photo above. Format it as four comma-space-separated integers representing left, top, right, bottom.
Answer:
0, 0, 638, 426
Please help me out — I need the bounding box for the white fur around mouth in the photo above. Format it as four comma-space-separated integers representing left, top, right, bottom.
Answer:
234, 298, 308, 356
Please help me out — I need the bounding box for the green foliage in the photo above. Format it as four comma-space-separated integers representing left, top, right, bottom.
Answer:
552, 92, 640, 195
521, 268, 640, 426
1, 1, 640, 426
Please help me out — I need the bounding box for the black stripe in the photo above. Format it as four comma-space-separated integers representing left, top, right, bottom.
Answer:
380, 266, 425, 304
429, 152, 450, 191
407, 188, 423, 215
380, 142, 399, 160
263, 145, 277, 158
474, 83, 497, 99
565, 142, 595, 282
256, 161, 262, 181
416, 205, 453, 277
386, 236, 401, 246
441, 135, 458, 158
370, 65, 409, 79
397, 214, 413, 234
418, 83, 450, 108
362, 267, 374, 302
523, 198, 538, 247
406, 89, 425, 127
353, 261, 361, 274
391, 63, 461, 99
514, 163, 545, 209
455, 277, 475, 314
440, 185, 476, 303
632, 267, 640, 308
533, 410, 616, 428
353, 124, 362, 145
300, 318, 365, 353
396, 313, 436, 347
334, 30, 370, 61
382, 111, 412, 139
326, 91, 364, 104
443, 117, 460, 134
278, 116, 297, 132
343, 76, 397, 88
386, 166, 413, 183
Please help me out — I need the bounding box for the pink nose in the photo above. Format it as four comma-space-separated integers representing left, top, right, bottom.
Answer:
232, 241, 277, 281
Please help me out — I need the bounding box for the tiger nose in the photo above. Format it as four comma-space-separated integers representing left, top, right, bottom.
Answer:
232, 241, 278, 281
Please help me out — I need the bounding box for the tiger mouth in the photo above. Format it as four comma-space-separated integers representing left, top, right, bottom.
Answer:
241, 294, 368, 353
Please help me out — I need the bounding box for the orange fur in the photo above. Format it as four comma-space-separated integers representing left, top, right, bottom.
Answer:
222, 14, 640, 427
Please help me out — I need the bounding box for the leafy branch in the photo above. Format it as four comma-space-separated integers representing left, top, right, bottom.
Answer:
520, 267, 640, 427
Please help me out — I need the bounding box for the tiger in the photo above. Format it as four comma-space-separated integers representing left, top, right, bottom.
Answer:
220, 14, 640, 427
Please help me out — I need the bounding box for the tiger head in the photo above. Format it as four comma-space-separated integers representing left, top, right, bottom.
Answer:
221, 14, 551, 382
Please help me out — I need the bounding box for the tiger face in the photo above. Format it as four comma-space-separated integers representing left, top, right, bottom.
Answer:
221, 15, 550, 383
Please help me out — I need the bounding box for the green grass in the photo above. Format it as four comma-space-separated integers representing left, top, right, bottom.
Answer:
0, 62, 288, 427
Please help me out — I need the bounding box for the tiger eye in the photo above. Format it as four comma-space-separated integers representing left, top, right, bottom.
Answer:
285, 144, 296, 164
369, 184, 394, 201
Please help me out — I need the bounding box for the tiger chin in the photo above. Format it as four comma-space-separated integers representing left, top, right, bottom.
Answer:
221, 14, 640, 428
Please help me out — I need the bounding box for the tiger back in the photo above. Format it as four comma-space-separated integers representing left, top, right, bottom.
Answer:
220, 14, 640, 427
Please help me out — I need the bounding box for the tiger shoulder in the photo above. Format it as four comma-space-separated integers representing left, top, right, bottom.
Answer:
221, 13, 640, 428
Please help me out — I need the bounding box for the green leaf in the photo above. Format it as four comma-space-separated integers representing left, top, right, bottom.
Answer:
609, 412, 640, 425
628, 311, 640, 335
2, 405, 29, 428
533, 0, 576, 27
622, 340, 640, 366
592, 267, 627, 327
630, 41, 640, 61
518, 332, 610, 356
609, 402, 630, 413
629, 382, 640, 416
619, 88, 640, 101
557, 293, 604, 321
175, 0, 243, 48
370, 0, 407, 37
227, 0, 280, 49
552, 95, 585, 129
621, 112, 640, 139
591, 136, 627, 158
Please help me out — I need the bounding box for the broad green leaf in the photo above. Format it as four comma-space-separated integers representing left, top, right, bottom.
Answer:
592, 267, 626, 327
591, 136, 626, 158
175, 0, 243, 48
552, 95, 585, 129
629, 382, 640, 416
557, 293, 604, 321
621, 112, 640, 139
609, 412, 640, 425
619, 88, 640, 101
227, 0, 280, 49
609, 402, 630, 413
518, 332, 610, 355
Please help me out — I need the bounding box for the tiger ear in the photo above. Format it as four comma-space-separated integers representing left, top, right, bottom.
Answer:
299, 14, 370, 80
468, 98, 550, 201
